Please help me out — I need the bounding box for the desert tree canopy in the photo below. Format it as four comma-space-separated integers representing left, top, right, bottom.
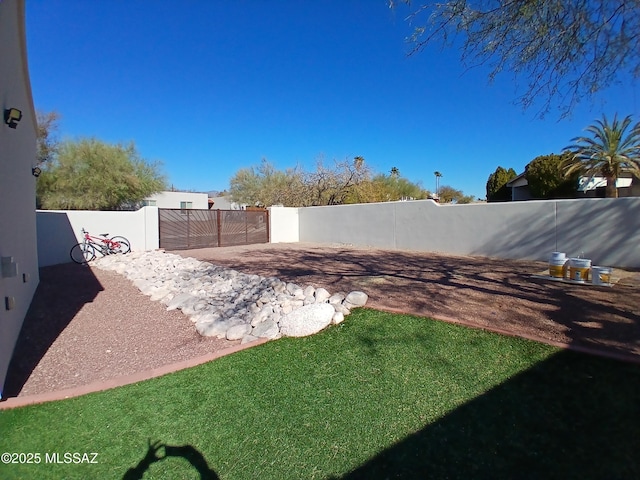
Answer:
391, 0, 640, 117
37, 138, 167, 210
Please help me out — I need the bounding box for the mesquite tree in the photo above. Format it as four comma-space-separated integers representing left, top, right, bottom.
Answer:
391, 1, 640, 117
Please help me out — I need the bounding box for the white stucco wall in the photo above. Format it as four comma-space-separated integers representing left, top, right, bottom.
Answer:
0, 0, 39, 399
36, 207, 160, 267
145, 191, 209, 209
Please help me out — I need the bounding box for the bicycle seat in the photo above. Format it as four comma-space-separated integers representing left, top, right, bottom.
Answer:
100, 233, 109, 237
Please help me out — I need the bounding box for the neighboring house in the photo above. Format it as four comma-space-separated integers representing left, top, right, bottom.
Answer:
208, 195, 246, 210
505, 173, 531, 201
142, 191, 209, 210
577, 175, 637, 197
142, 191, 248, 211
506, 171, 639, 200
0, 0, 39, 399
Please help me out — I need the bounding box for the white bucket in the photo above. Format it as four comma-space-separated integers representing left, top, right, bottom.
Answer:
548, 252, 567, 278
591, 266, 612, 286
568, 258, 591, 282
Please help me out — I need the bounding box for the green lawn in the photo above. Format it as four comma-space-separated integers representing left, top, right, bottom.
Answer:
1, 309, 639, 479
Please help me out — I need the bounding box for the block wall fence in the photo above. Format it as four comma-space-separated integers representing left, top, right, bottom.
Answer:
37, 207, 160, 267
36, 197, 640, 268
292, 197, 640, 268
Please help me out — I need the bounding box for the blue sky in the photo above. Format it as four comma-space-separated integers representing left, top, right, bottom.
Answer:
26, 1, 640, 200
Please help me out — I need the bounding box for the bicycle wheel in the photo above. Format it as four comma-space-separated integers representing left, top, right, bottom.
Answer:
108, 236, 131, 254
70, 243, 96, 264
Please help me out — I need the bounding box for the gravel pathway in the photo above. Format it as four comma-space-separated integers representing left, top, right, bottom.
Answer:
3, 263, 237, 399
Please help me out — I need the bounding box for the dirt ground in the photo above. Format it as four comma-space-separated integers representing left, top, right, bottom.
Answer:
4, 242, 639, 401
180, 242, 640, 360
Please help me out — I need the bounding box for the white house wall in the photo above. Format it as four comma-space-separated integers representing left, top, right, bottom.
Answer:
145, 191, 208, 209
209, 196, 245, 210
577, 176, 633, 191
0, 0, 39, 399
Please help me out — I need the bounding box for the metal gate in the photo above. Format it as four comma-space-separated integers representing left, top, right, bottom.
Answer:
158, 208, 269, 250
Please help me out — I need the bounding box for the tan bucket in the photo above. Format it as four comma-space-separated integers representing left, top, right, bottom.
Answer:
548, 252, 567, 278
568, 258, 591, 283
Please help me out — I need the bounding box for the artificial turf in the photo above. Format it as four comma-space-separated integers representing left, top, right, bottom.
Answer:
1, 308, 639, 479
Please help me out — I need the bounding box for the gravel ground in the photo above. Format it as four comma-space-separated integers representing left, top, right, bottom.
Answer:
3, 263, 237, 398
4, 242, 640, 399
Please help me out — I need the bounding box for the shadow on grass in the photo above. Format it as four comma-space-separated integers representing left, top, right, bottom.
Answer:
2, 263, 103, 398
123, 440, 218, 480
337, 350, 640, 479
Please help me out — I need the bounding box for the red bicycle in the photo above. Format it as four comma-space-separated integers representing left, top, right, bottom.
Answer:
70, 228, 131, 264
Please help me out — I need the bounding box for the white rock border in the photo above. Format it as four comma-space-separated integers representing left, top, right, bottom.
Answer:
93, 250, 368, 343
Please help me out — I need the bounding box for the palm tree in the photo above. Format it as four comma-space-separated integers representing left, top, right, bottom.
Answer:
434, 171, 442, 196
564, 114, 640, 198
353, 156, 365, 171
390, 167, 400, 178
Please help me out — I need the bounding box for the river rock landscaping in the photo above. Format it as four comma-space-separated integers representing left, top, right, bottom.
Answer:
93, 251, 368, 343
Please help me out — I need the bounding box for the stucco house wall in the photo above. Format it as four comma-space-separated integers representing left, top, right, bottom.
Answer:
209, 195, 245, 210
143, 191, 209, 210
507, 170, 639, 201
506, 173, 532, 201
0, 0, 39, 399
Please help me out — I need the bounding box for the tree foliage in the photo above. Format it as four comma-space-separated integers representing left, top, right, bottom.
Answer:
525, 153, 578, 199
229, 160, 305, 207
36, 110, 61, 167
369, 174, 428, 202
230, 157, 433, 207
37, 138, 166, 210
306, 156, 373, 205
486, 166, 516, 202
437, 185, 475, 204
563, 114, 640, 198
392, 1, 640, 117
